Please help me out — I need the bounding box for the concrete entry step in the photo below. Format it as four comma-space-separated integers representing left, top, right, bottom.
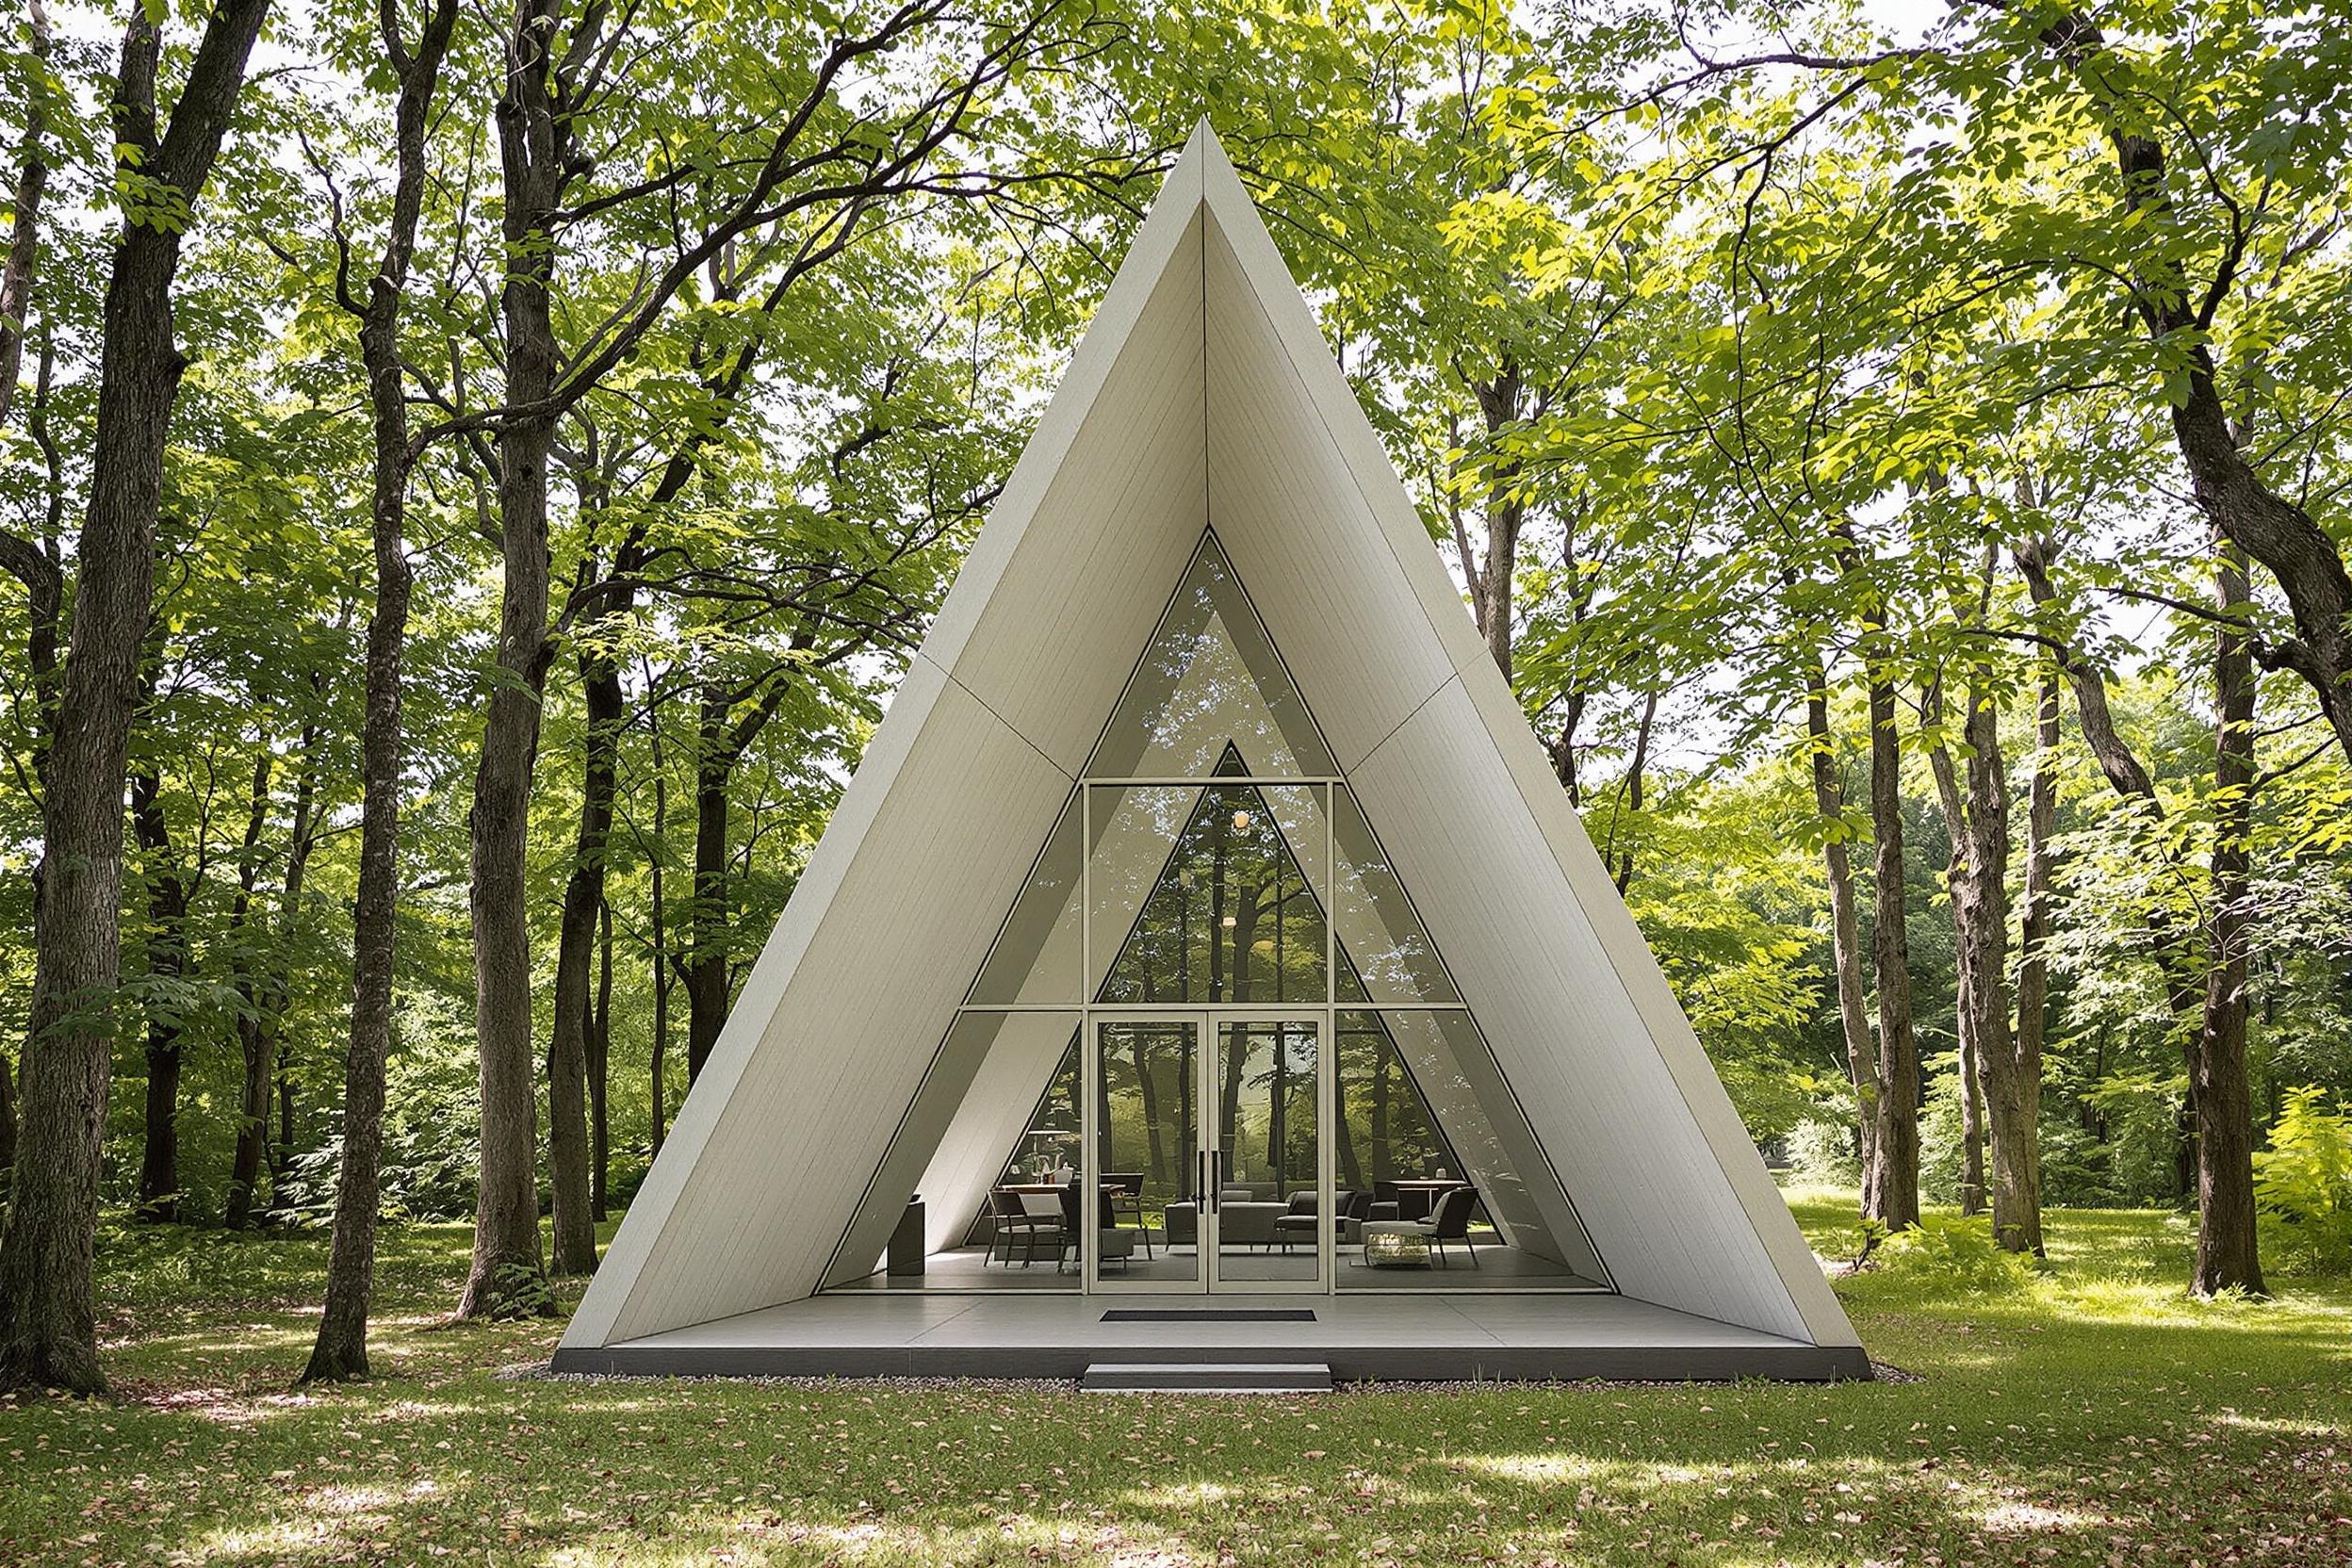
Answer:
1083, 1361, 1333, 1394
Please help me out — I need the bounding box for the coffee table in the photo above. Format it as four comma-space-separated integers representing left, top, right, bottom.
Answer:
1362, 1227, 1432, 1268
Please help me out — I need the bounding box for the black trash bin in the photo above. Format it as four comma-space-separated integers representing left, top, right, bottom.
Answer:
888, 1196, 925, 1277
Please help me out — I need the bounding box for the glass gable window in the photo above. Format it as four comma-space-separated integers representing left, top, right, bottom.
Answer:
827, 528, 1609, 1295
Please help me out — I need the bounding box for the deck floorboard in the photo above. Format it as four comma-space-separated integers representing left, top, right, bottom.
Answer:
550, 1292, 1870, 1381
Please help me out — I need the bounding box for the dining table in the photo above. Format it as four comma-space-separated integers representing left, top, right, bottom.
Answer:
1387, 1177, 1469, 1220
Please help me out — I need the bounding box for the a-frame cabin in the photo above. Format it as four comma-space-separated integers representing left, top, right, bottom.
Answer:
554, 125, 1868, 1385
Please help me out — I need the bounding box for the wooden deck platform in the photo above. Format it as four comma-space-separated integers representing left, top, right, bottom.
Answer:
549, 1292, 1870, 1382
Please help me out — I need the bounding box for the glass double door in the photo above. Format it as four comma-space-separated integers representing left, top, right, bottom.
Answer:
1087, 1013, 1329, 1291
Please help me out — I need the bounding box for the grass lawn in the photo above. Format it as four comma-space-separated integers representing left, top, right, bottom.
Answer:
3, 1188, 2345, 1566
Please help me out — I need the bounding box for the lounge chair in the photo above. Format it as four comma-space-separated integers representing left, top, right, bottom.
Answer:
1360, 1184, 1481, 1267
987, 1187, 1061, 1266
1271, 1189, 1355, 1251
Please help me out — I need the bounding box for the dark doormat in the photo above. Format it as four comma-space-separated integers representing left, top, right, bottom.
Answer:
1099, 1308, 1316, 1322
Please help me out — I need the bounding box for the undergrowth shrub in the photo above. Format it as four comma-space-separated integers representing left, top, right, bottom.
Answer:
2255, 1086, 2352, 1274
1788, 1118, 1861, 1187
1876, 1215, 2036, 1292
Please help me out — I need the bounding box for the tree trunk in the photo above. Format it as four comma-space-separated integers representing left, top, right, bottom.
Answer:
684, 692, 734, 1084
0, 0, 270, 1396
1958, 1009, 1987, 1217
463, 423, 556, 1317
1865, 675, 1919, 1230
590, 894, 612, 1220
0, 336, 64, 788
222, 748, 275, 1227
305, 505, 409, 1374
275, 1066, 296, 1176
1610, 687, 1660, 893
457, 0, 570, 1320
0, 1055, 14, 1176
1928, 679, 2001, 1228
1132, 1039, 1166, 1185
648, 745, 670, 1157
679, 664, 804, 1084
1958, 680, 2040, 1255
1804, 657, 1880, 1190
2192, 546, 2266, 1297
548, 620, 627, 1271
2013, 660, 2061, 1213
300, 0, 452, 1379
130, 762, 192, 1224
0, 0, 49, 436
1451, 361, 1529, 681
1333, 1035, 1363, 1191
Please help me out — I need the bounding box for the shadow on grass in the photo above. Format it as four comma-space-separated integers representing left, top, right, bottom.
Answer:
5, 1199, 2344, 1567
108, 1389, 2350, 1568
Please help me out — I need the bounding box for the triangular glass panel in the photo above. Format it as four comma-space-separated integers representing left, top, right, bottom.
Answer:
1330, 787, 1458, 1004
1086, 532, 1337, 778
1334, 1008, 1608, 1288
820, 1010, 1084, 1291
1091, 764, 1329, 1004
952, 1034, 1086, 1248
966, 792, 1082, 1004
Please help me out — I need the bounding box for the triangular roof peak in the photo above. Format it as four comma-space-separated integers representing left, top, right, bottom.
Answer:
563, 128, 1862, 1365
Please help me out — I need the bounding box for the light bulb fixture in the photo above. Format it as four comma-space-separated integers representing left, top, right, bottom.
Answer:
1232, 809, 1254, 832
1221, 915, 1237, 928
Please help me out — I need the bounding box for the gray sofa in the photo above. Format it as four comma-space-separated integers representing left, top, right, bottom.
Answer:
1162, 1186, 1289, 1248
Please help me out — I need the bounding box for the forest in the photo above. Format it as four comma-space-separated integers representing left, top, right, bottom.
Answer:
3, 0, 2351, 1413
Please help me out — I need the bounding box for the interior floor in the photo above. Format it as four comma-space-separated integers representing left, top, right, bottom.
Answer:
829, 1233, 1609, 1293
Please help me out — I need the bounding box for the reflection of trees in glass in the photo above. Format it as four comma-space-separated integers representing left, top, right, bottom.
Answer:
1098, 762, 1328, 1005
1222, 1024, 1315, 1198
1334, 1014, 1456, 1193
1094, 1024, 1195, 1200
1332, 790, 1456, 1003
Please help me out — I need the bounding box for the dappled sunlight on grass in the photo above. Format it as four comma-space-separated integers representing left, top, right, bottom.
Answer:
544, 1511, 1213, 1568
1448, 1450, 1616, 1485
1123, 1478, 1242, 1505
2210, 1410, 2346, 1437
1977, 1496, 2113, 1534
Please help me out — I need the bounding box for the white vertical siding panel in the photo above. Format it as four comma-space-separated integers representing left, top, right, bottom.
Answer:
1203, 220, 1451, 770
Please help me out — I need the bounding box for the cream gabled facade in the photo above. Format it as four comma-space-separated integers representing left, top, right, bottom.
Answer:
555, 125, 1867, 1382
